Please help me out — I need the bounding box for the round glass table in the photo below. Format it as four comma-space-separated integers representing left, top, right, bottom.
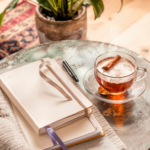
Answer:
0, 40, 150, 150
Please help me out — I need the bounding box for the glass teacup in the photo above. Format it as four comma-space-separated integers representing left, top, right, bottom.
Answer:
94, 52, 147, 95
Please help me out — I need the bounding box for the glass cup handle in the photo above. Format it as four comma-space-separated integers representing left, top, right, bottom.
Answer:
136, 67, 147, 81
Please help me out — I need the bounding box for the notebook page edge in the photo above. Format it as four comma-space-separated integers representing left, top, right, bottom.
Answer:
12, 103, 101, 150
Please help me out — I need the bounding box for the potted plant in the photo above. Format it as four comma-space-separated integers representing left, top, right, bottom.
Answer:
35, 0, 123, 43
35, 0, 102, 43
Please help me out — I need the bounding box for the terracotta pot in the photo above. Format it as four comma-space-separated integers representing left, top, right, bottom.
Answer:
35, 6, 87, 43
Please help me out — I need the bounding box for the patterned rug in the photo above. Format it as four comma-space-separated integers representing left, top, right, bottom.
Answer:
0, 0, 39, 60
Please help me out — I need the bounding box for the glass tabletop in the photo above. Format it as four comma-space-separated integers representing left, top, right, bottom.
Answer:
0, 40, 150, 150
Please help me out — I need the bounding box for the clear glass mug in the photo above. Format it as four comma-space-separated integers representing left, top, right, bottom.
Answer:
94, 52, 147, 95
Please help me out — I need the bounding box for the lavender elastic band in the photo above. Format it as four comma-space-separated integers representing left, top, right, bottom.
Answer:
45, 126, 57, 146
45, 126, 68, 150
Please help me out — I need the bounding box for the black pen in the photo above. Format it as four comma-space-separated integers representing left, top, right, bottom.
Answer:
62, 61, 79, 82
62, 62, 74, 78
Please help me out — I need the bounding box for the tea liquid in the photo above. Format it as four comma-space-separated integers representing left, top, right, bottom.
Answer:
96, 57, 135, 93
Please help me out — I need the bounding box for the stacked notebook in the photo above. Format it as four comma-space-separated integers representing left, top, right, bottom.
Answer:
0, 58, 105, 150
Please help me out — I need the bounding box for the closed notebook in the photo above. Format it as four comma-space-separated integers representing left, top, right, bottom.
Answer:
0, 58, 93, 135
13, 104, 104, 150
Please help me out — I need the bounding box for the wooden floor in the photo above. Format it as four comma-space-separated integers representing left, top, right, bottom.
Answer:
85, 0, 150, 60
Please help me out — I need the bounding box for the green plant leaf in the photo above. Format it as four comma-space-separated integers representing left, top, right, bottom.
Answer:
68, 0, 78, 15
37, 0, 57, 16
52, 0, 57, 10
118, 0, 123, 12
0, 0, 19, 28
0, 10, 6, 28
85, 0, 104, 19
6, 0, 19, 11
72, 0, 84, 17
68, 0, 72, 14
57, 0, 68, 17
36, 0, 105, 20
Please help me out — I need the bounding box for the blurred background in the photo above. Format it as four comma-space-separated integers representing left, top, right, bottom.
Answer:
1, 0, 150, 60
84, 0, 150, 60
30, 0, 150, 60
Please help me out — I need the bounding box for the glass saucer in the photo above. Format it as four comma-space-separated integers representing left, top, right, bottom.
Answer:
83, 68, 146, 104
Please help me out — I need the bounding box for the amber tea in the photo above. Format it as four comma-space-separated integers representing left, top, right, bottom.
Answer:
95, 57, 136, 94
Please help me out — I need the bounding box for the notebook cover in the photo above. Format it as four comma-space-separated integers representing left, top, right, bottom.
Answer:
0, 58, 92, 135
